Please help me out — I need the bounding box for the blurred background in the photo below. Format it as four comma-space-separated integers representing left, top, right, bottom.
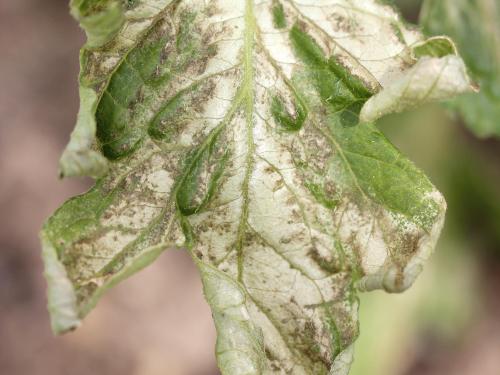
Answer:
0, 0, 499, 374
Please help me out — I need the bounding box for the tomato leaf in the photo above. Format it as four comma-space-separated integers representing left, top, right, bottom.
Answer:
42, 1, 472, 373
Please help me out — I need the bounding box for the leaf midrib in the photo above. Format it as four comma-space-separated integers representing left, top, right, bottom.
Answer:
236, 0, 257, 282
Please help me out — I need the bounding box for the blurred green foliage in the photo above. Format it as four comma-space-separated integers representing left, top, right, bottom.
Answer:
421, 0, 500, 138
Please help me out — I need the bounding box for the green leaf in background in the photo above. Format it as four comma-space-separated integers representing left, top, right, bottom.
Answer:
42, 1, 473, 373
421, 0, 500, 138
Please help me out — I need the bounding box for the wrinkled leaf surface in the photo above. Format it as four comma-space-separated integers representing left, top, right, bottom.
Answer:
42, 1, 472, 373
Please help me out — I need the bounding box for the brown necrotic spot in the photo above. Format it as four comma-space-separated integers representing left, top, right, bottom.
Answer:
307, 246, 340, 274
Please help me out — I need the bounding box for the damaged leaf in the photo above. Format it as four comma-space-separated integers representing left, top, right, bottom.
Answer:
42, 1, 472, 374
360, 44, 474, 123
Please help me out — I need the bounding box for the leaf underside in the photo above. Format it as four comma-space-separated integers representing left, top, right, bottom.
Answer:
41, 1, 472, 374
421, 0, 500, 138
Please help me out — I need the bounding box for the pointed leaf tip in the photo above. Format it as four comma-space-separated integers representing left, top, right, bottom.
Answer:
59, 87, 108, 178
360, 54, 474, 123
41, 232, 81, 334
